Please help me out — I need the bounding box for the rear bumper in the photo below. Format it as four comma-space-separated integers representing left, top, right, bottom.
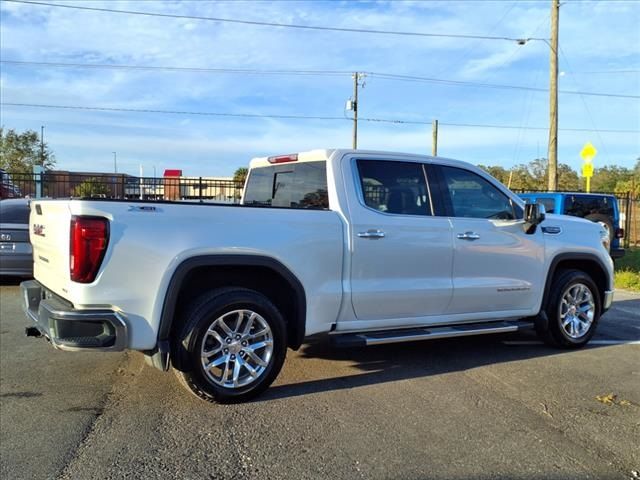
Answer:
20, 280, 128, 351
610, 248, 625, 259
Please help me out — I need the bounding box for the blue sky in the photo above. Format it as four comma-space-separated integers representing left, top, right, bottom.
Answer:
1, 0, 638, 177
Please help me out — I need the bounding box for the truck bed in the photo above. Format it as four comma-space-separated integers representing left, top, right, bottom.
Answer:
29, 199, 344, 349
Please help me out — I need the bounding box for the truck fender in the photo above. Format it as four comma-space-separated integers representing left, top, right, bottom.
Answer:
157, 254, 307, 345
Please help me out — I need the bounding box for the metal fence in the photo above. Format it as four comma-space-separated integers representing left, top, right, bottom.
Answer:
4, 172, 244, 204
4, 172, 639, 246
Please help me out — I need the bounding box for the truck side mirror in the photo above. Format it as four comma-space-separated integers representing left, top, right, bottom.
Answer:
523, 203, 546, 234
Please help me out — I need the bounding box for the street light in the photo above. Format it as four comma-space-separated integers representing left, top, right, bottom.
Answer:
40, 125, 45, 166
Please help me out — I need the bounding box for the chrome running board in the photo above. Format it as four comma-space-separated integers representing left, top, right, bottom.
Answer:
331, 321, 531, 348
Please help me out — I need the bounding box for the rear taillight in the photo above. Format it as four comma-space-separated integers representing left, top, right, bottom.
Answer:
70, 216, 109, 283
615, 228, 624, 239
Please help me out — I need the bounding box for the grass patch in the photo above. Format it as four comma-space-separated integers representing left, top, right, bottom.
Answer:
615, 247, 640, 291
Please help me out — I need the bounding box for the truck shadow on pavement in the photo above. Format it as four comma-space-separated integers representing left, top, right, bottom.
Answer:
260, 332, 556, 401
259, 300, 639, 403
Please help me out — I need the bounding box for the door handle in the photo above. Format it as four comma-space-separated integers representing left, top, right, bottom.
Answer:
457, 231, 480, 241
358, 229, 386, 239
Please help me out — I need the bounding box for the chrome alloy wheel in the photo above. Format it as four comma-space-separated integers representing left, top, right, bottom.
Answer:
559, 283, 595, 339
200, 309, 273, 389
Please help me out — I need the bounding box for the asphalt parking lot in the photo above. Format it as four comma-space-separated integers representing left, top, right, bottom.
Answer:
1, 281, 639, 480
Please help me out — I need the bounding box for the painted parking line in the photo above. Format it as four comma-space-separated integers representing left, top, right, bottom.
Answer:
502, 340, 640, 346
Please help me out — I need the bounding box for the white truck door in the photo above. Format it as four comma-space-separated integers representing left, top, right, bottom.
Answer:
347, 158, 453, 322
433, 165, 544, 315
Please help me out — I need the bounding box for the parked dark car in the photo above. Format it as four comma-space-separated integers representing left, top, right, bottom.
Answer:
0, 198, 33, 277
519, 192, 625, 259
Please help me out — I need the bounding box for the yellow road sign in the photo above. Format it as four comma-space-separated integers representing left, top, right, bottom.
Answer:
580, 142, 597, 161
582, 163, 594, 178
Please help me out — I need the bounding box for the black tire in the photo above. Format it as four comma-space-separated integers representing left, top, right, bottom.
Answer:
537, 269, 601, 348
585, 213, 614, 250
172, 287, 287, 403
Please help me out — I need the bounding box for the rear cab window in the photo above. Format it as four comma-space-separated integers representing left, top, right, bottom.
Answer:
243, 161, 328, 209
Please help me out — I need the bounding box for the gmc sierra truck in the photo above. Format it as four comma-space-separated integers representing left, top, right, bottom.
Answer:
21, 149, 614, 403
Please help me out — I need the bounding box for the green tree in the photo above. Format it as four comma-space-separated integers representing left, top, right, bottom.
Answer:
73, 178, 111, 198
480, 158, 579, 191
509, 163, 538, 190
233, 167, 248, 184
590, 165, 632, 192
557, 163, 580, 191
478, 165, 509, 184
0, 127, 56, 173
612, 158, 640, 195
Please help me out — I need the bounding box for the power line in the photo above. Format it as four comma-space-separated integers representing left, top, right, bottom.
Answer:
3, 60, 638, 99
368, 72, 639, 99
433, 1, 519, 77
567, 70, 640, 74
1, 0, 538, 43
3, 102, 638, 133
0, 102, 345, 121
0, 60, 350, 77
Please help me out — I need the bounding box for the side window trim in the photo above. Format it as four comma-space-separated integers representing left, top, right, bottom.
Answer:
420, 164, 435, 216
353, 158, 435, 217
424, 164, 450, 217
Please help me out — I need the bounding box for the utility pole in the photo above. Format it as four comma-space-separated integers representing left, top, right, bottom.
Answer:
431, 119, 438, 156
352, 72, 359, 149
547, 0, 559, 191
113, 152, 117, 173
40, 125, 45, 166
347, 73, 366, 149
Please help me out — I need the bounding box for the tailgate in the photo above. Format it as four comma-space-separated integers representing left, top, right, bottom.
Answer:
30, 201, 72, 297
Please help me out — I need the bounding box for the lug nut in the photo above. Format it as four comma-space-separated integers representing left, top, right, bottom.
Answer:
224, 348, 229, 354
230, 354, 236, 360
226, 338, 232, 344
241, 341, 247, 346
235, 335, 241, 340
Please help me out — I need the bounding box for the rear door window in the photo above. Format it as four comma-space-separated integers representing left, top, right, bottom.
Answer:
243, 161, 328, 209
356, 160, 432, 216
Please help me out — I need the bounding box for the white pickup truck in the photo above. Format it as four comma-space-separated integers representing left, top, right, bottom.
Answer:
21, 149, 614, 403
